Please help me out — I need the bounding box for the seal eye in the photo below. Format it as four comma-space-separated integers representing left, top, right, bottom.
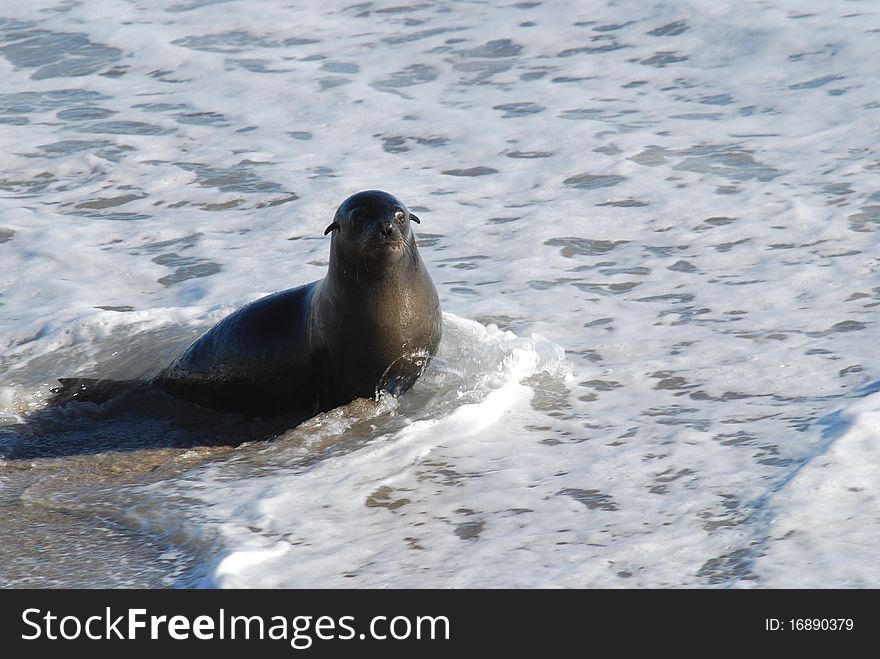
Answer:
394, 208, 406, 224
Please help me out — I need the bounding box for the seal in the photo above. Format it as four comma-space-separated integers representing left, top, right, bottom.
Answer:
153, 190, 442, 417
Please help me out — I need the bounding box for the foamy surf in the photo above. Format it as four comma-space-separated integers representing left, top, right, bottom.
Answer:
151, 314, 571, 588
751, 391, 880, 587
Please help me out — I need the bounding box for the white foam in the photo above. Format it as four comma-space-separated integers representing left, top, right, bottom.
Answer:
198, 318, 568, 588
752, 392, 880, 587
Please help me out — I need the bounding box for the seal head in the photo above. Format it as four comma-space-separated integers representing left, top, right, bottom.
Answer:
324, 190, 421, 273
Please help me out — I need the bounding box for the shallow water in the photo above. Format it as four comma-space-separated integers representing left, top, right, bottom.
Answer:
1, 0, 879, 588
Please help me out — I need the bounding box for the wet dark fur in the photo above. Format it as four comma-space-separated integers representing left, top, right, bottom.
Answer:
150, 190, 442, 417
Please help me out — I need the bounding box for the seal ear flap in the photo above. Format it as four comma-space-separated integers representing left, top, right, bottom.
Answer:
324, 221, 340, 235
409, 213, 421, 224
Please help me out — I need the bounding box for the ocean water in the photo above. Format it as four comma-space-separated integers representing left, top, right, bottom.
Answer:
1, 0, 879, 588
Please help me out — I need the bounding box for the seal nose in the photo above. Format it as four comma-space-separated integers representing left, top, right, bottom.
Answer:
380, 221, 394, 238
